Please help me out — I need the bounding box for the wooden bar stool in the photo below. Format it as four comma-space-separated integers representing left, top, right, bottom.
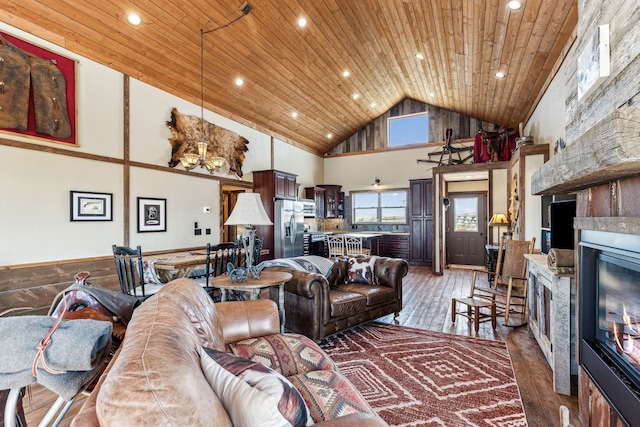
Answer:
451, 297, 497, 332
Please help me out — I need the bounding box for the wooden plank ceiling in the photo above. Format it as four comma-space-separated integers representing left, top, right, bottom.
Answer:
1, 0, 577, 156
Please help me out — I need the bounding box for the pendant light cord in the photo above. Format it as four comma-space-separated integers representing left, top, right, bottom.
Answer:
200, 4, 252, 142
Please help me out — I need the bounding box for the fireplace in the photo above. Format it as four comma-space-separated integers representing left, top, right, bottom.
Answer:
580, 229, 640, 426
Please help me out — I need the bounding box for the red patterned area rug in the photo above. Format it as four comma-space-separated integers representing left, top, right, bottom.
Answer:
319, 322, 527, 427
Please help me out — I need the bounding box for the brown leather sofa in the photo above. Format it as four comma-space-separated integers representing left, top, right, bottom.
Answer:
267, 256, 409, 342
71, 278, 386, 427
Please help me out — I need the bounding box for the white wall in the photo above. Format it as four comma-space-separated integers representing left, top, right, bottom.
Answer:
0, 21, 323, 266
0, 145, 124, 264
272, 138, 324, 192
324, 146, 437, 194
524, 73, 566, 153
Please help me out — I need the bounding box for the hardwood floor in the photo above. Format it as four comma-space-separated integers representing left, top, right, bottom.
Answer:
21, 265, 580, 426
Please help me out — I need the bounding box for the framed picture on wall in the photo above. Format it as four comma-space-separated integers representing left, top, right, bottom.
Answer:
137, 197, 167, 232
70, 191, 113, 221
577, 24, 610, 101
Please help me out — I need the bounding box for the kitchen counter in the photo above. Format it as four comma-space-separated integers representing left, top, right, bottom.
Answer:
321, 231, 409, 237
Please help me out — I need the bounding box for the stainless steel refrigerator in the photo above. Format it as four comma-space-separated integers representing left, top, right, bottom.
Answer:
273, 199, 305, 259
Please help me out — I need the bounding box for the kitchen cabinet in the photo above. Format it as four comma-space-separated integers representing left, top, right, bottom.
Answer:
370, 236, 386, 256
304, 187, 326, 218
368, 234, 409, 259
252, 169, 298, 260
388, 234, 410, 259
274, 171, 297, 200
318, 185, 343, 218
409, 179, 433, 266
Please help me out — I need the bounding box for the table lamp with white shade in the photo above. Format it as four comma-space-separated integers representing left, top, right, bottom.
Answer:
224, 192, 273, 279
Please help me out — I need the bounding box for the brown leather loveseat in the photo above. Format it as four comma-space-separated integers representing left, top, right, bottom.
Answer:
265, 256, 409, 342
71, 278, 387, 427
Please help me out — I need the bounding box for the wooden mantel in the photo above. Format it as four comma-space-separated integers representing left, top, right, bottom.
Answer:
531, 107, 640, 195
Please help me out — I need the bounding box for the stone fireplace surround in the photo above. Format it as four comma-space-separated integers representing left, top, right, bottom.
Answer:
532, 106, 640, 426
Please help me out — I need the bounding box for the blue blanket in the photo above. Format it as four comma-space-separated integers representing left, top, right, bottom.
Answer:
0, 316, 112, 400
258, 255, 334, 278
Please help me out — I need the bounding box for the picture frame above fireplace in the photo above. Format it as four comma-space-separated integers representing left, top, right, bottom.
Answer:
577, 24, 610, 101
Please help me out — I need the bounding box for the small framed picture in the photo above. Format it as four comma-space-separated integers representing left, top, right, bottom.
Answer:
70, 191, 113, 221
137, 197, 167, 232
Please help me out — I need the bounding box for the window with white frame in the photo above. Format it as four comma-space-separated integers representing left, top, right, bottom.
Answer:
352, 189, 408, 224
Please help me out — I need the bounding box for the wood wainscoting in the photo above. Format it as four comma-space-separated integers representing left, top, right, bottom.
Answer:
0, 247, 204, 316
0, 257, 120, 316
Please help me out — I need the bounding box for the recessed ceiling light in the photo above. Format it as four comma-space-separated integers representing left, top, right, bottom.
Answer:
415, 53, 424, 60
342, 70, 350, 78
291, 112, 298, 118
506, 1, 523, 10
352, 93, 360, 100
127, 13, 142, 26
298, 17, 307, 28
234, 78, 244, 86
370, 102, 377, 108
495, 72, 505, 78
327, 133, 333, 139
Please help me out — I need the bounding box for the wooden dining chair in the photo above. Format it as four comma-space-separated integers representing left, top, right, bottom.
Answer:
192, 242, 241, 300
112, 245, 164, 302
327, 235, 345, 257
344, 236, 371, 256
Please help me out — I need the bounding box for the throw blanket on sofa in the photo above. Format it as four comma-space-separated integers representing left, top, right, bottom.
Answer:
258, 255, 335, 278
0, 316, 112, 400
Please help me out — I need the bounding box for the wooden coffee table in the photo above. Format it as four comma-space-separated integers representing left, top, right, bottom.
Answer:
209, 270, 292, 333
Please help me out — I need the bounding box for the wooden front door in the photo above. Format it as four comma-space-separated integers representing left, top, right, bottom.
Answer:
446, 192, 487, 266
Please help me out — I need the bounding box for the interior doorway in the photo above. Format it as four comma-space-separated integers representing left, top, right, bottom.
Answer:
221, 184, 251, 242
446, 192, 487, 266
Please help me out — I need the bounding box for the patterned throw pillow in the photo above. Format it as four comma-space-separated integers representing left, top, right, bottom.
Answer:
288, 370, 373, 422
199, 347, 314, 427
345, 257, 375, 285
228, 333, 337, 377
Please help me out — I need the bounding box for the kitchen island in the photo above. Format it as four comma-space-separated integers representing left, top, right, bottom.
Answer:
305, 231, 409, 259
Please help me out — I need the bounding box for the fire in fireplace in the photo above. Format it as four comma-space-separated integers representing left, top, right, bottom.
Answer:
580, 230, 640, 426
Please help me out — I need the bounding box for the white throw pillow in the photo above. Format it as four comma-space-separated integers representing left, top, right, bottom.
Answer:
199, 346, 314, 427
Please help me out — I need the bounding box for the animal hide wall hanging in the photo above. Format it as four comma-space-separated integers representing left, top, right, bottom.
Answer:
0, 32, 76, 144
166, 108, 249, 178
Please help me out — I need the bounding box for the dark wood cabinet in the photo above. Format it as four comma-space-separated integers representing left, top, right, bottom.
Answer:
304, 186, 326, 218
370, 234, 409, 259
318, 185, 343, 218
306, 185, 344, 218
409, 179, 433, 266
252, 169, 298, 260
388, 234, 410, 259
273, 171, 297, 200
370, 236, 386, 256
